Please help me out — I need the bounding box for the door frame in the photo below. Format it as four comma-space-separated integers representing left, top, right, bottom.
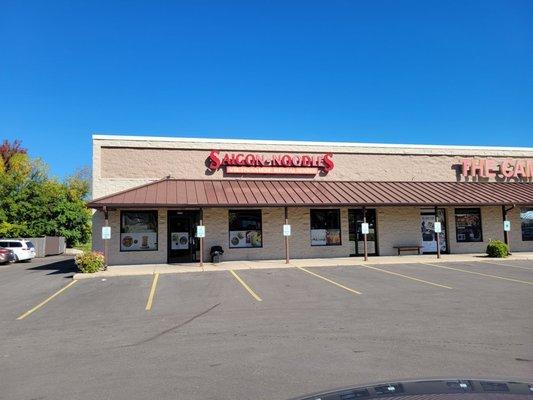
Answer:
167, 210, 201, 263
420, 208, 449, 255
348, 208, 379, 257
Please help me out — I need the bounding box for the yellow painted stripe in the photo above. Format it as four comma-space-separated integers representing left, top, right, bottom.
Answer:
422, 263, 533, 285
354, 264, 453, 289
229, 270, 262, 301
296, 266, 362, 295
17, 280, 78, 320
478, 260, 533, 271
145, 273, 160, 311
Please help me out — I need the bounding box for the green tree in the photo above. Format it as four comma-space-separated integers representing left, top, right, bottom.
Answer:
0, 140, 91, 247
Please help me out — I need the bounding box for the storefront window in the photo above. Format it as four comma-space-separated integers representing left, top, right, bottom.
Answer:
455, 208, 482, 243
521, 208, 533, 241
120, 211, 158, 251
228, 210, 262, 248
310, 209, 341, 246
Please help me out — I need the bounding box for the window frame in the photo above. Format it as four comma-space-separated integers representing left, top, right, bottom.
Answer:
228, 209, 263, 249
454, 208, 483, 243
520, 207, 533, 241
310, 208, 342, 246
119, 210, 159, 252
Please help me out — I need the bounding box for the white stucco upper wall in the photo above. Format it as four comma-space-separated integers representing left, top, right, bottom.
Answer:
92, 133, 533, 155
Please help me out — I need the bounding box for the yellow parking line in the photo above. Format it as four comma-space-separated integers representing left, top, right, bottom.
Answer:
17, 280, 78, 320
229, 270, 262, 301
296, 266, 362, 295
422, 263, 533, 285
354, 264, 453, 289
145, 273, 160, 311
478, 260, 532, 271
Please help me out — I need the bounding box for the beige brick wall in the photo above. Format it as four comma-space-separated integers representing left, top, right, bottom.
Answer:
92, 136, 533, 199
203, 207, 352, 261
376, 207, 422, 256
501, 206, 533, 252
92, 205, 533, 264
93, 209, 168, 266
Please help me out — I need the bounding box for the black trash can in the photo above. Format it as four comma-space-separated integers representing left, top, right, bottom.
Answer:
210, 246, 224, 263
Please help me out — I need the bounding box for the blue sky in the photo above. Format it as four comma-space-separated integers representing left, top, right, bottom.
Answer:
1, 0, 532, 177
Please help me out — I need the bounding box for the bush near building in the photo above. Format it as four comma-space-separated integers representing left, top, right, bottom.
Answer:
75, 251, 105, 273
486, 239, 509, 258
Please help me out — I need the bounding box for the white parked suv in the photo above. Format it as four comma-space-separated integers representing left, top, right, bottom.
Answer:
0, 239, 36, 262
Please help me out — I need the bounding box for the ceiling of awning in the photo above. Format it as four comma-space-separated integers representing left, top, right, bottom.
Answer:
87, 178, 533, 209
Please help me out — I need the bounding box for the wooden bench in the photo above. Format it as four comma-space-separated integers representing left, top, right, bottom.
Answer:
393, 245, 423, 256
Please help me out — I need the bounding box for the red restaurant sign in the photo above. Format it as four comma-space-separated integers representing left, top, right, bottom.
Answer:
208, 151, 334, 175
461, 158, 533, 178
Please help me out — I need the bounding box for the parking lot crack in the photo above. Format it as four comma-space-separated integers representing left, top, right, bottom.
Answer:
122, 302, 221, 347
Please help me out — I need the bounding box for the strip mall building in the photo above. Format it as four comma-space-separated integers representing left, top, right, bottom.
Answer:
89, 135, 533, 265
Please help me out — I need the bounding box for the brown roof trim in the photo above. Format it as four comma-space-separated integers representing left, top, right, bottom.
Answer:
87, 178, 533, 209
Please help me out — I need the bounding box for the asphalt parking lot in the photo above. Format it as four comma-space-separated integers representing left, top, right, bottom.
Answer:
0, 256, 532, 400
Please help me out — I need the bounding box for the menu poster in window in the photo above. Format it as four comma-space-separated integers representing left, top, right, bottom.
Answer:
311, 229, 327, 245
120, 232, 157, 251
171, 232, 189, 250
420, 215, 447, 253
421, 215, 435, 243
456, 210, 482, 242
326, 229, 341, 245
229, 230, 262, 248
311, 229, 341, 246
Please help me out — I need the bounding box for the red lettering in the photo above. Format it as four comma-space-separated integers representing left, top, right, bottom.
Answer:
208, 150, 221, 170
208, 150, 334, 174
501, 159, 514, 178
484, 159, 496, 178
281, 155, 292, 166
272, 155, 283, 166
471, 159, 484, 176
526, 160, 533, 178
244, 154, 256, 166
461, 158, 470, 176
323, 153, 334, 172
222, 153, 233, 166
235, 154, 245, 165
514, 160, 526, 177
292, 155, 301, 166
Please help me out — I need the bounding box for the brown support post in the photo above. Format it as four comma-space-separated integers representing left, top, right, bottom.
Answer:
502, 205, 514, 255
103, 206, 109, 268
363, 206, 368, 261
199, 208, 204, 267
502, 205, 509, 246
284, 207, 290, 264
435, 206, 441, 259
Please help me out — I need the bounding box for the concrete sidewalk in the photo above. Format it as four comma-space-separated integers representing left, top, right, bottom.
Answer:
72, 252, 533, 279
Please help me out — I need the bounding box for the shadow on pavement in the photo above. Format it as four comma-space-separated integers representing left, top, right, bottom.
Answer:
27, 257, 78, 276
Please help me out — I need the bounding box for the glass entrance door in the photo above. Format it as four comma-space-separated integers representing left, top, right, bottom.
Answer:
348, 209, 378, 256
420, 208, 447, 254
167, 211, 200, 263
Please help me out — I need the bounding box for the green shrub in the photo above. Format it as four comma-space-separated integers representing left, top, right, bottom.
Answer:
486, 239, 508, 258
75, 251, 105, 273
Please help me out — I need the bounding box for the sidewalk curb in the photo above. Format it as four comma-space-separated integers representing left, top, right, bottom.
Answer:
71, 255, 533, 280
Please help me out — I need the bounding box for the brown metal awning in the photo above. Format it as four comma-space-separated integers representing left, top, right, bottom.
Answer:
87, 178, 533, 209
